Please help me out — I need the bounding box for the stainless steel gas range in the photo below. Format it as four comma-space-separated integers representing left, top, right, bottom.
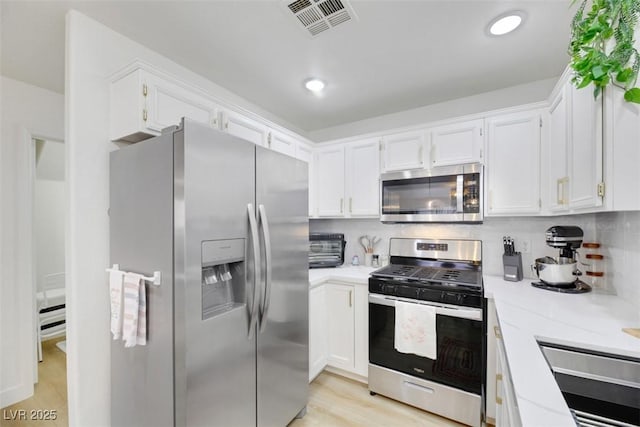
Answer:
368, 238, 484, 427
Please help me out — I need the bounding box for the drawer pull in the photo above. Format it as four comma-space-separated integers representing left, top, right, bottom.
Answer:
403, 381, 434, 394
494, 325, 502, 339
495, 373, 503, 405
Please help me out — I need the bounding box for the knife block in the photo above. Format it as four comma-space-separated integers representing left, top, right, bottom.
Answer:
503, 253, 523, 282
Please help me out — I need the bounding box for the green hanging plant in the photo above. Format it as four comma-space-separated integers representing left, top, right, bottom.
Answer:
569, 0, 640, 103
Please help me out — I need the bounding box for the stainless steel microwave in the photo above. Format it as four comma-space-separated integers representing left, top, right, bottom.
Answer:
380, 163, 483, 223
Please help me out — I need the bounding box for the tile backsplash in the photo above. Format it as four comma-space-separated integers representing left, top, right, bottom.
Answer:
594, 211, 640, 306
310, 212, 639, 305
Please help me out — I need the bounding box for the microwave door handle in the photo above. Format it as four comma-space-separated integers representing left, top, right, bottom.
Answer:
456, 174, 464, 213
368, 293, 482, 321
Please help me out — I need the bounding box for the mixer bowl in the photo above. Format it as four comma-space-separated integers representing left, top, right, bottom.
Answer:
532, 257, 581, 285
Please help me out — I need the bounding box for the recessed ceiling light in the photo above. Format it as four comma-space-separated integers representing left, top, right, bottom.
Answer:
488, 12, 524, 36
304, 78, 326, 93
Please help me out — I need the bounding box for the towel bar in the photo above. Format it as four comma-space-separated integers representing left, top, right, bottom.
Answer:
106, 264, 162, 286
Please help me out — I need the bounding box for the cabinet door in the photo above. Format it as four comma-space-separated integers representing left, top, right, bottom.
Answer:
429, 119, 484, 167
222, 110, 267, 146
353, 285, 369, 378
547, 85, 570, 212
568, 84, 603, 209
606, 87, 640, 210
295, 143, 315, 217
267, 129, 297, 157
325, 283, 355, 371
381, 131, 426, 172
309, 285, 328, 382
486, 111, 542, 215
316, 146, 346, 217
144, 71, 220, 133
345, 138, 380, 217
485, 299, 498, 424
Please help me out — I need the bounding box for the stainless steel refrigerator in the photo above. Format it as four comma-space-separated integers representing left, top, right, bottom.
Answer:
109, 118, 309, 427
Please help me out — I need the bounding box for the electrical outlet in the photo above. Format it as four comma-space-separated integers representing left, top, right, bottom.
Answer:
521, 239, 531, 254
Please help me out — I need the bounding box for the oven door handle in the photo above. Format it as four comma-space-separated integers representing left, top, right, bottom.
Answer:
368, 293, 482, 321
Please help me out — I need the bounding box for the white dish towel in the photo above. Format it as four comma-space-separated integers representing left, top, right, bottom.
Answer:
122, 272, 147, 347
394, 300, 437, 359
109, 270, 125, 340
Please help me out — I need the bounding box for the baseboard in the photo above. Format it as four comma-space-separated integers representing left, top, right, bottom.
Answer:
324, 366, 368, 385
0, 383, 33, 409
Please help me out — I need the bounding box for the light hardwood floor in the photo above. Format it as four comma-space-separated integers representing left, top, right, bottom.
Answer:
1, 346, 464, 427
1, 337, 68, 427
290, 371, 465, 427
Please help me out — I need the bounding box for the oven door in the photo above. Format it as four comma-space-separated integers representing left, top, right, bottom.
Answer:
369, 293, 484, 395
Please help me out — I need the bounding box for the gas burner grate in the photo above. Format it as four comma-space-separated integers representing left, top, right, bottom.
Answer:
372, 264, 420, 278
432, 269, 480, 286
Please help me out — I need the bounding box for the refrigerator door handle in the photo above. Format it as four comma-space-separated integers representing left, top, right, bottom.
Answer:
247, 203, 261, 339
258, 204, 272, 333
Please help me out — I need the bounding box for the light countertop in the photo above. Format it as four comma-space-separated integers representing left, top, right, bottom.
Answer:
309, 265, 375, 287
484, 275, 640, 427
308, 267, 640, 426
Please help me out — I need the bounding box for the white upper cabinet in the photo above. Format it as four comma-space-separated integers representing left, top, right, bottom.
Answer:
344, 138, 380, 217
221, 109, 267, 146
314, 139, 380, 218
485, 109, 542, 216
605, 87, 640, 211
546, 83, 570, 212
294, 143, 315, 217
110, 68, 220, 142
568, 83, 603, 210
429, 119, 484, 167
545, 71, 604, 214
315, 145, 346, 217
380, 130, 426, 172
267, 129, 297, 157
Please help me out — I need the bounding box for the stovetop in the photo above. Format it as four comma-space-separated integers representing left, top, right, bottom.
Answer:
372, 263, 482, 288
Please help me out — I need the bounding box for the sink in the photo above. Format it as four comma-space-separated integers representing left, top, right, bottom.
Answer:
538, 342, 640, 427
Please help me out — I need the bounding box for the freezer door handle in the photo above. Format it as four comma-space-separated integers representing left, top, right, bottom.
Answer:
247, 204, 261, 339
258, 204, 272, 332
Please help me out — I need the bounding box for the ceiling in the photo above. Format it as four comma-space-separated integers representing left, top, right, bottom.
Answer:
1, 1, 575, 132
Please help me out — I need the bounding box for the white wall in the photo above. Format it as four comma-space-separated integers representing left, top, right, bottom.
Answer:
0, 77, 64, 407
308, 77, 558, 142
35, 141, 65, 290
65, 10, 316, 426
310, 215, 598, 281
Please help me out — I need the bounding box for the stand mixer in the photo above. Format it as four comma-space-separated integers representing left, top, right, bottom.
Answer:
531, 226, 591, 293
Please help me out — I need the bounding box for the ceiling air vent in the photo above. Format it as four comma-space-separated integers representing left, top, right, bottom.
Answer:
283, 0, 358, 37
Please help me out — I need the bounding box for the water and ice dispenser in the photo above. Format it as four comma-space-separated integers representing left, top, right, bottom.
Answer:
201, 239, 245, 319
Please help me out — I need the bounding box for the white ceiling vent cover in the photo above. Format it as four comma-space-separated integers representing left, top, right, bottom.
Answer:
283, 0, 358, 37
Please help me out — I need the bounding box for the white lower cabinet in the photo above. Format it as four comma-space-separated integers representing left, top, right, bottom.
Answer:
309, 284, 328, 382
310, 281, 368, 381
490, 300, 522, 427
486, 299, 498, 424
326, 282, 356, 371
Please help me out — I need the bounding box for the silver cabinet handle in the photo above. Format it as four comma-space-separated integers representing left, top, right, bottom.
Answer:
349, 290, 353, 307
418, 145, 424, 164
247, 204, 261, 339
340, 198, 343, 214
258, 204, 272, 333
349, 197, 353, 213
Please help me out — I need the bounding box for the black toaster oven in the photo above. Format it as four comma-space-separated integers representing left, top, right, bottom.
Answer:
309, 233, 346, 268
